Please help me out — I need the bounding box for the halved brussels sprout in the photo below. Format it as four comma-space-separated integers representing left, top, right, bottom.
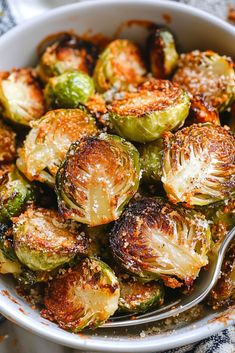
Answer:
173, 51, 235, 112
56, 134, 140, 227
140, 139, 163, 183
13, 207, 88, 271
108, 79, 190, 143
0, 223, 21, 274
38, 33, 98, 82
118, 272, 164, 314
42, 257, 120, 331
17, 109, 98, 186
208, 243, 235, 308
45, 71, 95, 109
0, 164, 36, 223
110, 197, 211, 285
93, 39, 146, 93
0, 69, 45, 126
146, 27, 179, 78
185, 96, 220, 126
0, 120, 16, 163
162, 124, 235, 206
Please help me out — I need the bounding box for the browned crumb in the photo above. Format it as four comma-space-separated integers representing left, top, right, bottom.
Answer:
228, 7, 235, 23
162, 13, 172, 24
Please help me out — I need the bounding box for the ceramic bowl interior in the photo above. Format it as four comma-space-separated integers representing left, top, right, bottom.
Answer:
0, 1, 234, 351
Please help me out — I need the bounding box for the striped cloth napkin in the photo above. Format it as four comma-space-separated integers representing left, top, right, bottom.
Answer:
0, 1, 234, 352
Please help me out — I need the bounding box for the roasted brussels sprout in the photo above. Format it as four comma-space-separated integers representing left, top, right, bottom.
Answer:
173, 51, 235, 112
208, 243, 235, 308
42, 257, 120, 331
17, 109, 98, 186
56, 134, 140, 226
110, 197, 211, 285
13, 207, 87, 271
185, 96, 220, 126
118, 272, 164, 314
0, 164, 35, 223
146, 27, 179, 78
38, 33, 98, 82
140, 139, 163, 183
0, 69, 45, 126
162, 124, 235, 206
0, 223, 21, 274
93, 39, 146, 93
0, 120, 16, 163
45, 71, 95, 109
108, 79, 190, 143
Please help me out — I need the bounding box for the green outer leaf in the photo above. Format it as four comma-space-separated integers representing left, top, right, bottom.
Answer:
109, 92, 190, 143
45, 71, 95, 109
43, 257, 120, 332
0, 224, 18, 262
13, 208, 85, 272
70, 257, 120, 332
93, 39, 145, 93
15, 244, 74, 272
118, 278, 164, 314
0, 168, 36, 223
0, 249, 21, 274
161, 30, 179, 76
140, 139, 163, 183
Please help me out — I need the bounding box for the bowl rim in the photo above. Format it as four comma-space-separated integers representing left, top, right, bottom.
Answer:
0, 0, 235, 46
0, 0, 234, 351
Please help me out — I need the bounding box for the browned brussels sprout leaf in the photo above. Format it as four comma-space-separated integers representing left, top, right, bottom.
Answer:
42, 257, 120, 331
110, 197, 211, 286
17, 109, 98, 186
56, 133, 140, 226
108, 79, 190, 143
118, 272, 164, 314
162, 124, 235, 206
146, 27, 179, 78
38, 32, 98, 81
13, 207, 88, 271
93, 39, 146, 93
0, 120, 16, 163
184, 96, 220, 126
173, 50, 235, 112
0, 69, 45, 126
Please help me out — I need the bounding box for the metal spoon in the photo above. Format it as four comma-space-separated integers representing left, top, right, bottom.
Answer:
0, 315, 5, 324
102, 225, 235, 328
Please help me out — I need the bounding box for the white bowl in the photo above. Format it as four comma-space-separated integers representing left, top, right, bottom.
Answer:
0, 1, 234, 351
